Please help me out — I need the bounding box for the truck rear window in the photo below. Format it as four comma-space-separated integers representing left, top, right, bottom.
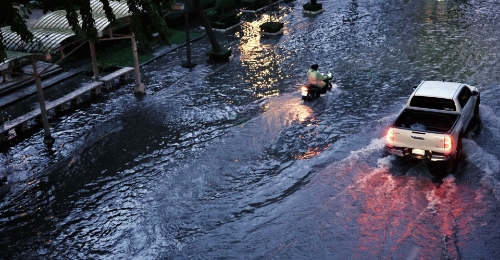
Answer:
409, 96, 456, 111
394, 109, 459, 133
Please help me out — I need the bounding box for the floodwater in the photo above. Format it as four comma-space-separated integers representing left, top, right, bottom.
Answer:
2, 0, 500, 259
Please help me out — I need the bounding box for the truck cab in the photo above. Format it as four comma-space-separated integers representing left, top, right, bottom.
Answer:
408, 80, 479, 115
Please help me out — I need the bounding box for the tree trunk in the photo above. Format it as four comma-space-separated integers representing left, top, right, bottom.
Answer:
269, 0, 272, 22
193, 0, 221, 52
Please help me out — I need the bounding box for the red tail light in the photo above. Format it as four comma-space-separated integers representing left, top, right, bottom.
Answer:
387, 127, 394, 143
444, 135, 453, 153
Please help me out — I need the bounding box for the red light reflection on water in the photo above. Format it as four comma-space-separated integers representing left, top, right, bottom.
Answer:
353, 166, 476, 259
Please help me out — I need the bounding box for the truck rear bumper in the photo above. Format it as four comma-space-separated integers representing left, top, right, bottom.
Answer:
385, 147, 453, 161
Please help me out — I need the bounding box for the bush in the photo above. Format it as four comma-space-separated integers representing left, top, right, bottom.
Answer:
259, 21, 283, 33
221, 13, 240, 26
215, 0, 235, 12
85, 61, 118, 75
205, 10, 218, 21
205, 8, 241, 29
303, 3, 322, 11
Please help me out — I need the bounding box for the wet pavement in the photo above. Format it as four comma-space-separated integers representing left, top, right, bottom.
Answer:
2, 0, 500, 259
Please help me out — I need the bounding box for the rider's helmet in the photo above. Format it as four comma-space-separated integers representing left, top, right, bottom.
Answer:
311, 64, 318, 70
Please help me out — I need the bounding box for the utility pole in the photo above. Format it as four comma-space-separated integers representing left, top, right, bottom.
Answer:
31, 59, 54, 144
131, 33, 146, 94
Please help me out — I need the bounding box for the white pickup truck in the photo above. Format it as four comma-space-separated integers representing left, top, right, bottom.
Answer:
385, 80, 480, 174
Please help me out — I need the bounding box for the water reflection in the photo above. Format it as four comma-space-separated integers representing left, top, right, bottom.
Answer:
2, 0, 500, 258
295, 144, 330, 160
238, 13, 289, 98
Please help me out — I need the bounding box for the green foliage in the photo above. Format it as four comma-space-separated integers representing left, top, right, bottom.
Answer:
84, 61, 117, 75
222, 13, 240, 26
204, 4, 240, 29
98, 47, 154, 68
127, 0, 174, 52
259, 21, 283, 33
215, 0, 235, 12
205, 10, 218, 21
168, 30, 202, 44
303, 3, 322, 11
0, 1, 34, 62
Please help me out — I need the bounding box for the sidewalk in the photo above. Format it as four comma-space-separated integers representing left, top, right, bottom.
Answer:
0, 34, 206, 109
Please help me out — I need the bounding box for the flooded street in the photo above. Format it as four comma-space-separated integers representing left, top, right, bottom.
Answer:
2, 0, 500, 258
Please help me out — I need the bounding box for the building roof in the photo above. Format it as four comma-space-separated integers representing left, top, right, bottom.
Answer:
1, 26, 75, 54
1, 0, 131, 72
32, 0, 131, 36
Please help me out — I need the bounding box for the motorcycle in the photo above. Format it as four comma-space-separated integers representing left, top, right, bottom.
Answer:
301, 71, 335, 102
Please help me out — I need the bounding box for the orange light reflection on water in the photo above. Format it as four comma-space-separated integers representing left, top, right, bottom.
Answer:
295, 144, 330, 160
238, 16, 288, 98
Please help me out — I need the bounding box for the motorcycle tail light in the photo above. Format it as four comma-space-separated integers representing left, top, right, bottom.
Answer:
301, 86, 308, 96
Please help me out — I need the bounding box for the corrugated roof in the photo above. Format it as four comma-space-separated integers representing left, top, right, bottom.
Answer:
1, 26, 74, 54
90, 0, 130, 15
32, 4, 130, 33
1, 0, 132, 72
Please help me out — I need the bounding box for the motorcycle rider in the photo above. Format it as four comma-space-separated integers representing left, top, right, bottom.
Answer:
307, 64, 331, 93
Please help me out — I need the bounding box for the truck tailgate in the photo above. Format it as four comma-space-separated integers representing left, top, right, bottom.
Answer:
391, 109, 459, 153
392, 128, 446, 153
